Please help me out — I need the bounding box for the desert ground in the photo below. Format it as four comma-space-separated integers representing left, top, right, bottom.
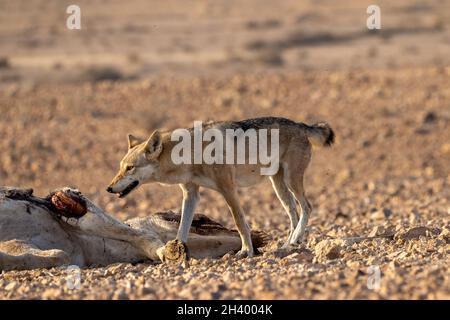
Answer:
0, 0, 449, 299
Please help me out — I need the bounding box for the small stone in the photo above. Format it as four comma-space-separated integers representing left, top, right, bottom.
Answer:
336, 169, 351, 184
422, 111, 437, 124
198, 291, 214, 299
367, 256, 382, 265
222, 271, 234, 283
315, 240, 341, 261
113, 289, 129, 300
256, 291, 277, 299
280, 250, 314, 266
382, 208, 393, 218
438, 228, 449, 243
368, 226, 385, 237
106, 263, 126, 275
371, 210, 385, 220
272, 247, 294, 259
138, 286, 154, 296
5, 282, 18, 291
440, 143, 450, 154
42, 288, 60, 299
346, 260, 360, 269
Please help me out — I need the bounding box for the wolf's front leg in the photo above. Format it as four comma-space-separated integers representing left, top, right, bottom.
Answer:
176, 183, 200, 243
158, 183, 199, 264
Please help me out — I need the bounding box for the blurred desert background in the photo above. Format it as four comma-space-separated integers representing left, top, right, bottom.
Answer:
0, 0, 449, 299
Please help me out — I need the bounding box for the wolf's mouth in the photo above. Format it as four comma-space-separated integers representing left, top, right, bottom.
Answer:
118, 181, 139, 198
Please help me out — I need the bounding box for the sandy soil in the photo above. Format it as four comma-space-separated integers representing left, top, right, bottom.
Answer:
1, 68, 449, 299
1, 0, 450, 82
0, 1, 449, 299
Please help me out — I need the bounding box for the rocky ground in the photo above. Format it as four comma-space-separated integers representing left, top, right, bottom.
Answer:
0, 0, 449, 300
0, 67, 449, 299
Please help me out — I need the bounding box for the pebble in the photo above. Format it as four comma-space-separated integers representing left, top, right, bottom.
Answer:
5, 282, 18, 291
315, 240, 342, 261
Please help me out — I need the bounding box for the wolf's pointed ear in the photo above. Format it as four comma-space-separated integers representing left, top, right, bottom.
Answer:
144, 130, 163, 159
128, 134, 141, 150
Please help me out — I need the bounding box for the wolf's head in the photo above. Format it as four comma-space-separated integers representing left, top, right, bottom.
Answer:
107, 131, 162, 198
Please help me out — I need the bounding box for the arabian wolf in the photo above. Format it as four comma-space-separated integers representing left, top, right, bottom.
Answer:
107, 117, 334, 258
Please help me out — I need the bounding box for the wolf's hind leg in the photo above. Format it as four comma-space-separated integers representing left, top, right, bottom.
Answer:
270, 170, 299, 247
223, 193, 254, 257
285, 173, 312, 245
217, 175, 254, 258
290, 195, 312, 245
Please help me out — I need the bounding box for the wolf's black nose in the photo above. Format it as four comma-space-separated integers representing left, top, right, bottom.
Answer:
106, 187, 113, 193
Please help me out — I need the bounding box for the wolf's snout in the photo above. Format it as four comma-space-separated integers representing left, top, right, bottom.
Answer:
106, 186, 113, 193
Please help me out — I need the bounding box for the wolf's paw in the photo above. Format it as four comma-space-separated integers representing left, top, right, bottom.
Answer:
156, 239, 190, 266
235, 248, 254, 259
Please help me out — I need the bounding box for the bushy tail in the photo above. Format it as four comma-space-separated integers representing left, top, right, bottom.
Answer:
305, 122, 335, 147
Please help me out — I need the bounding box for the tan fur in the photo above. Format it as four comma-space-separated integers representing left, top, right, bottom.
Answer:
108, 117, 334, 258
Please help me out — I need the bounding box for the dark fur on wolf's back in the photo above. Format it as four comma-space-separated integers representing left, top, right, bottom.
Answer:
182, 116, 335, 147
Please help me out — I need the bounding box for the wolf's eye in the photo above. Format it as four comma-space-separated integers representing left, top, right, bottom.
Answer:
126, 165, 135, 171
